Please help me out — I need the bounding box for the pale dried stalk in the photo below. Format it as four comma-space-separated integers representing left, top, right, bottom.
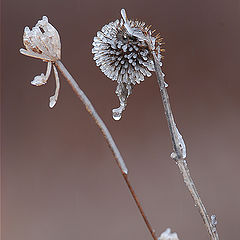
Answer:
152, 52, 219, 240
55, 60, 127, 174
54, 60, 158, 240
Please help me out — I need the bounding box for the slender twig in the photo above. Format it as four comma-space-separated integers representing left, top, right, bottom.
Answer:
123, 173, 157, 240
54, 60, 158, 240
152, 52, 219, 240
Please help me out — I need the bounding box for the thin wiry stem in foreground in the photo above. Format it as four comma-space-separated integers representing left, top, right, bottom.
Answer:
54, 60, 158, 240
152, 52, 219, 240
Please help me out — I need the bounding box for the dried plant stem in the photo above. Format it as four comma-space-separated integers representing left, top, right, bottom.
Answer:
55, 60, 158, 240
123, 173, 158, 240
152, 52, 219, 240
177, 160, 219, 240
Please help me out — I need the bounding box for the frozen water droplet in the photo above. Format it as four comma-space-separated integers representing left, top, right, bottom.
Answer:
112, 112, 122, 120
49, 96, 56, 108
171, 152, 177, 160
175, 126, 186, 159
211, 215, 217, 226
112, 104, 125, 121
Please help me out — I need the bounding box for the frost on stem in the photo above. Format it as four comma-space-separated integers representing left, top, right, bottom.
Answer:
158, 228, 179, 240
92, 9, 164, 120
49, 65, 60, 108
211, 215, 218, 233
20, 16, 61, 108
170, 123, 186, 160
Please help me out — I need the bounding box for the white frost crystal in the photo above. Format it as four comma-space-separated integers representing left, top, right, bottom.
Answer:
159, 228, 179, 240
175, 125, 186, 159
92, 9, 163, 120
211, 215, 217, 233
20, 16, 61, 108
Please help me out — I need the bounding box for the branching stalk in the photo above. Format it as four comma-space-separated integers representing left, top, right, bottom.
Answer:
55, 60, 158, 240
152, 52, 219, 240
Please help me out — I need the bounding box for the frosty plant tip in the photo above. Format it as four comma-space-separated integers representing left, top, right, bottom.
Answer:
20, 16, 61, 108
92, 8, 164, 120
158, 228, 179, 240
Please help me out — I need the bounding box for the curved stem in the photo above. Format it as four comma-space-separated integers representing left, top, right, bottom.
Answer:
55, 60, 127, 174
152, 52, 219, 240
55, 60, 158, 240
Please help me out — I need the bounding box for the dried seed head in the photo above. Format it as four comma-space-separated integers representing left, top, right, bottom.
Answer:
20, 16, 61, 108
92, 9, 163, 120
20, 16, 61, 61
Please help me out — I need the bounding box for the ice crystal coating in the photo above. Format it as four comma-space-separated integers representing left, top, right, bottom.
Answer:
170, 122, 186, 160
92, 9, 163, 120
159, 228, 179, 240
49, 65, 60, 108
31, 61, 52, 86
20, 16, 61, 61
211, 215, 217, 233
175, 125, 186, 159
20, 16, 61, 108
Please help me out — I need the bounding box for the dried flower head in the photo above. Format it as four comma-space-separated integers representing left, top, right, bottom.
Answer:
92, 9, 164, 120
20, 16, 61, 108
20, 16, 61, 61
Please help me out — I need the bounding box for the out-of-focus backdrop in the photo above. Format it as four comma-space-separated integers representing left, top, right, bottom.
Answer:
2, 0, 240, 239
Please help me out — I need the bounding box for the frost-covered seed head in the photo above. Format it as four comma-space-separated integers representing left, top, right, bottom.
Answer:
20, 16, 61, 108
20, 16, 61, 61
92, 9, 163, 120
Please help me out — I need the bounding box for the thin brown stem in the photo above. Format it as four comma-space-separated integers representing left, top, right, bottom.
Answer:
123, 173, 158, 240
152, 52, 219, 240
55, 60, 158, 240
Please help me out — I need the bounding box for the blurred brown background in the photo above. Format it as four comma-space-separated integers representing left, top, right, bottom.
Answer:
2, 0, 240, 239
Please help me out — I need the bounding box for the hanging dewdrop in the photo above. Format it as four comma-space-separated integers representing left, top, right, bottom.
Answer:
92, 9, 164, 120
20, 16, 61, 108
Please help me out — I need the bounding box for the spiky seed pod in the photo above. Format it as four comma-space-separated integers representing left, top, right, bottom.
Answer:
92, 9, 163, 120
